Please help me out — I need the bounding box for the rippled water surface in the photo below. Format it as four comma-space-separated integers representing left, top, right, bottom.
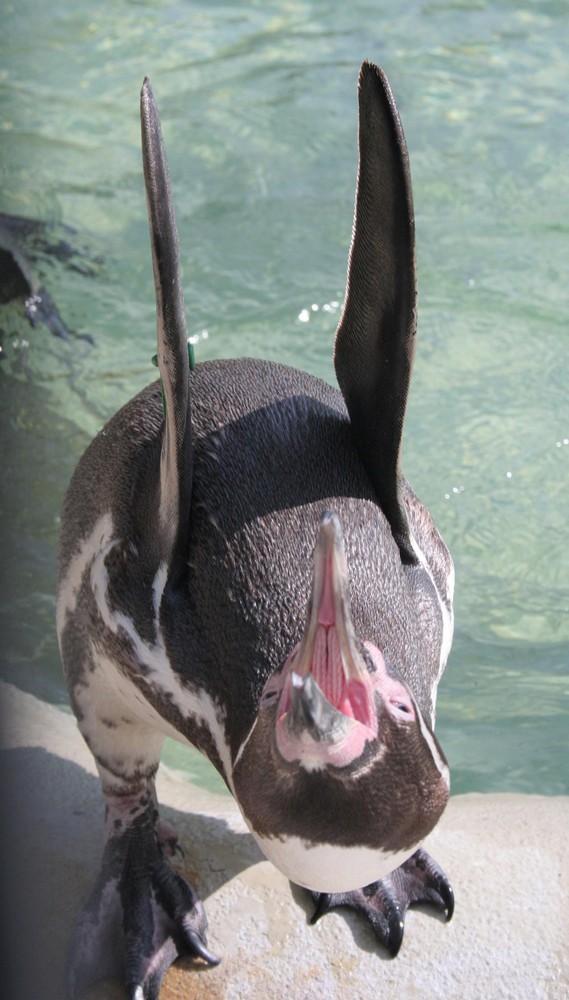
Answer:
1, 0, 567, 795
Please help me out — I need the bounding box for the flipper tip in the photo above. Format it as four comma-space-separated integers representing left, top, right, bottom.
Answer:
141, 76, 153, 102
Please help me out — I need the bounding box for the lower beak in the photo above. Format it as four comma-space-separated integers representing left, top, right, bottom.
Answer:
286, 672, 356, 743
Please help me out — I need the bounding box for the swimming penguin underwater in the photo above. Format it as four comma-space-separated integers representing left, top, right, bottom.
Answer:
56, 61, 455, 999
0, 212, 95, 343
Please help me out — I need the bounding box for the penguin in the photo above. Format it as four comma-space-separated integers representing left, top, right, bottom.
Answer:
0, 212, 93, 343
56, 62, 455, 1000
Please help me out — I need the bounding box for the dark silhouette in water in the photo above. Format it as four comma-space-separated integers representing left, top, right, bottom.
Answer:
0, 212, 96, 344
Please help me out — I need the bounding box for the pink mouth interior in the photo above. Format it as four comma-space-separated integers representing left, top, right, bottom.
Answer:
271, 522, 382, 761
311, 549, 375, 728
281, 624, 376, 733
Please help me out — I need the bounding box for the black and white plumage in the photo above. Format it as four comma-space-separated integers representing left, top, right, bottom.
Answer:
56, 62, 455, 1000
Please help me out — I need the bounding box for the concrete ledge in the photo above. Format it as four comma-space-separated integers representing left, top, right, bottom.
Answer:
1, 681, 567, 999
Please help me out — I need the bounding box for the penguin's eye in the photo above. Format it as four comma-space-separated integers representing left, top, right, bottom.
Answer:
388, 697, 415, 722
261, 689, 278, 706
260, 674, 283, 707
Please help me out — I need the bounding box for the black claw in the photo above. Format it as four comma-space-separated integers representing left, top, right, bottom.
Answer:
305, 852, 453, 958
127, 966, 166, 1000
440, 879, 455, 921
386, 908, 405, 957
400, 848, 455, 921
185, 929, 221, 966
309, 892, 332, 925
68, 808, 217, 998
128, 984, 161, 1000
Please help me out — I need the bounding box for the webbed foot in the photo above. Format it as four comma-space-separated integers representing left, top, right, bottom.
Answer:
69, 795, 219, 1000
309, 848, 454, 957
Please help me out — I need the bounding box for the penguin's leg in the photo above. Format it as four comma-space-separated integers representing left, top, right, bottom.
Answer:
308, 849, 454, 957
57, 533, 220, 998
66, 685, 220, 1000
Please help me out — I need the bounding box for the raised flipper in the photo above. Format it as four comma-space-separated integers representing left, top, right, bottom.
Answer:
309, 848, 454, 957
65, 81, 213, 999
334, 62, 417, 565
140, 77, 193, 577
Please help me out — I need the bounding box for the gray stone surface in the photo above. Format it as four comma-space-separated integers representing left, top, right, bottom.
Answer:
1, 680, 567, 1000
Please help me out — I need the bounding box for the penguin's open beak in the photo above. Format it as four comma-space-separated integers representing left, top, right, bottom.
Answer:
293, 513, 371, 688
274, 512, 379, 768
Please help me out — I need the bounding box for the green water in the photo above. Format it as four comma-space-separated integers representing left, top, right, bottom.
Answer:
1, 0, 567, 797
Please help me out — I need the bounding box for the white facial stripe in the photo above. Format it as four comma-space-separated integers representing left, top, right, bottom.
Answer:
440, 559, 455, 666
251, 831, 418, 893
415, 700, 450, 789
232, 718, 257, 780
408, 531, 455, 721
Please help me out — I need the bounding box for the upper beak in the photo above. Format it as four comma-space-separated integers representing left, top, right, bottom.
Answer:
293, 511, 370, 686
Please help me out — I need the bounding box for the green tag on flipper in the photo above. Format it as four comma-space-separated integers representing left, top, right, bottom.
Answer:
151, 339, 195, 370
151, 339, 195, 416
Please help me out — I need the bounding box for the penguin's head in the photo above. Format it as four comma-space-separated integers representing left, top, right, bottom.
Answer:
231, 511, 450, 893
